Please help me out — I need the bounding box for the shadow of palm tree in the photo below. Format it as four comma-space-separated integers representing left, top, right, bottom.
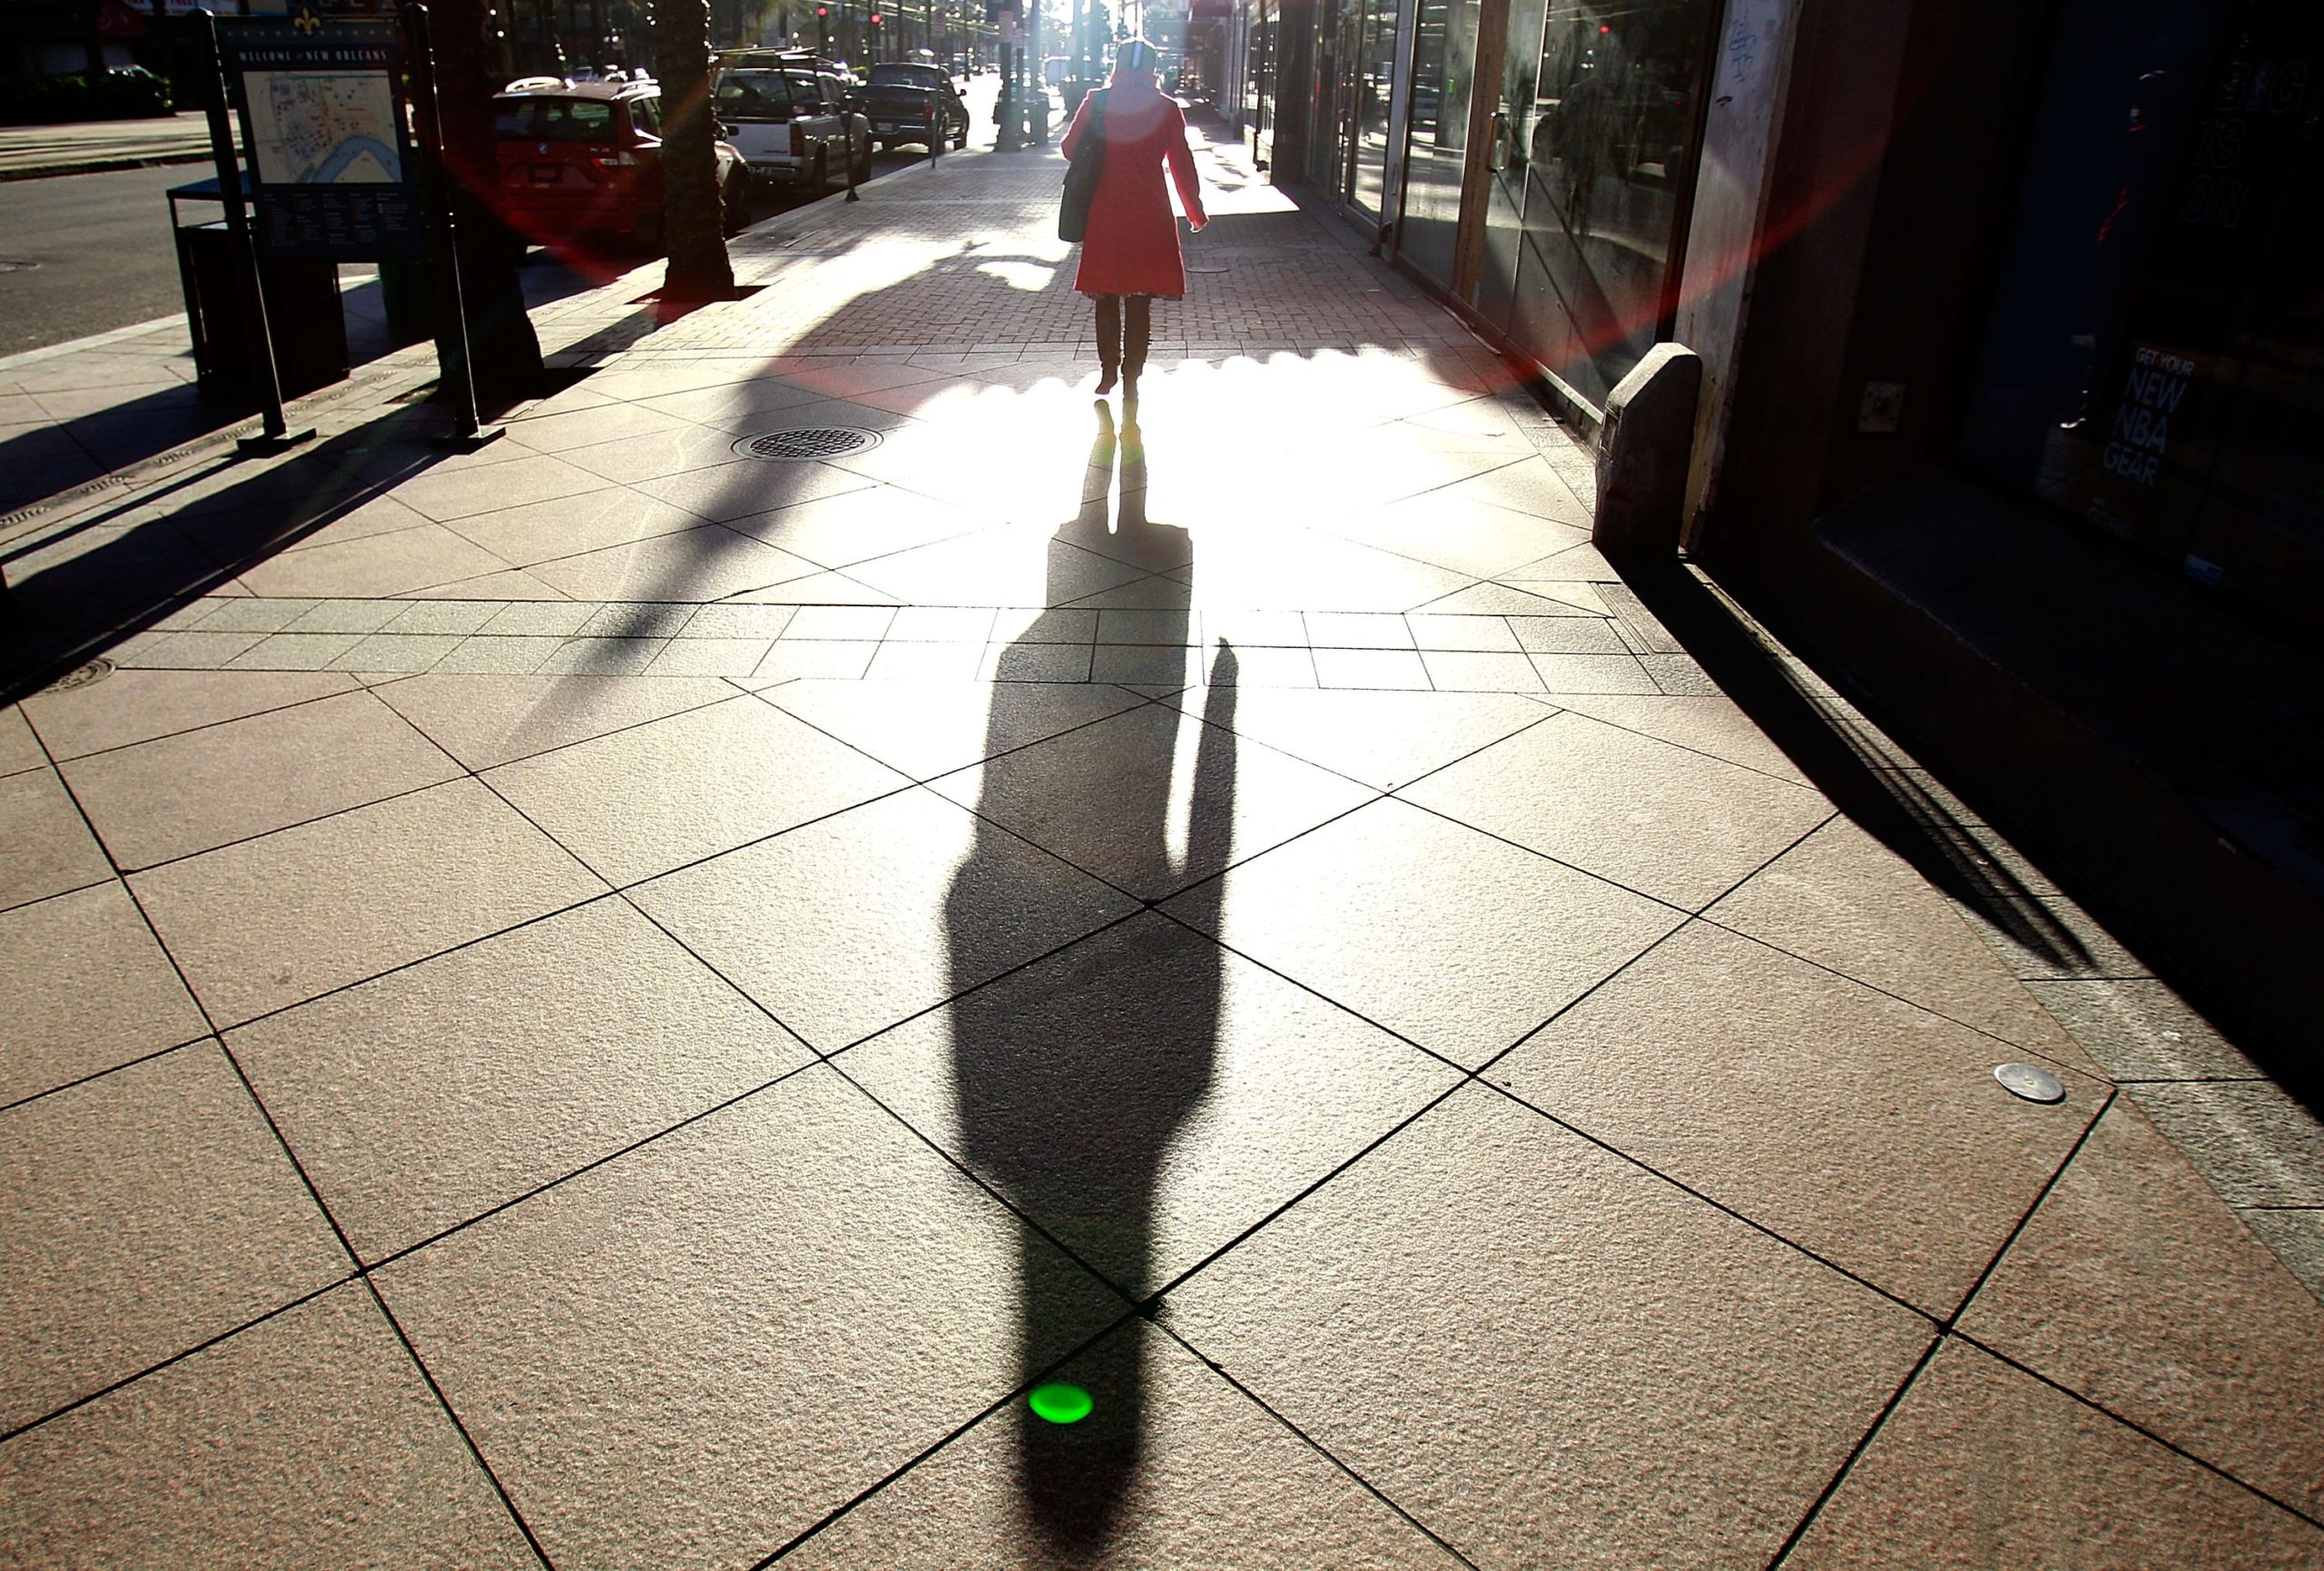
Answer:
945, 402, 1237, 1552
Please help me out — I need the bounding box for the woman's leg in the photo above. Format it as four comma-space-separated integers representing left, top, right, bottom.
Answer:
1123, 296, 1152, 393
1094, 295, 1122, 393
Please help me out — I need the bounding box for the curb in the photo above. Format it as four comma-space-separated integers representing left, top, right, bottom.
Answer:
0, 150, 212, 184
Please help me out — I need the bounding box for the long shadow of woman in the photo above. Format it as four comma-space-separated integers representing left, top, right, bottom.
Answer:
943, 403, 1237, 1555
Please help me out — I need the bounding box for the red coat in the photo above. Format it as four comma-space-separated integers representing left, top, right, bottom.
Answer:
1061, 85, 1206, 299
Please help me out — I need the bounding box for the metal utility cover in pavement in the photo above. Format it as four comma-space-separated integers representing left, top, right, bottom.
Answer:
733, 427, 884, 462
44, 658, 113, 692
1993, 1062, 2066, 1104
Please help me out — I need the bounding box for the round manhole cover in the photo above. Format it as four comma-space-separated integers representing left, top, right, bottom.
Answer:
732, 427, 883, 462
45, 657, 113, 692
1994, 1062, 2066, 1105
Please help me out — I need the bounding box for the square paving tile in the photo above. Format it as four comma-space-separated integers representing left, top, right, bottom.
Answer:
0, 1046, 346, 1433
527, 525, 826, 603
59, 690, 458, 871
1785, 1338, 2324, 1570
235, 525, 516, 600
0, 1283, 536, 1569
847, 910, 1458, 1293
981, 641, 1095, 682
530, 635, 667, 674
1958, 1100, 2324, 1517
130, 777, 602, 1026
635, 788, 1134, 1053
1406, 613, 1521, 652
731, 486, 990, 572
484, 693, 910, 884
439, 486, 710, 566
2243, 1209, 2324, 1303
851, 529, 1148, 608
1509, 615, 1627, 654
1311, 647, 1433, 690
0, 883, 208, 1108
373, 1065, 1122, 1571
930, 697, 1372, 901
1705, 819, 2101, 1069
783, 1318, 1465, 1569
0, 708, 44, 777
329, 632, 467, 673
1521, 651, 1659, 692
1334, 495, 1590, 580
1172, 797, 1680, 1068
1492, 920, 2102, 1313
371, 672, 736, 770
230, 897, 811, 1262
389, 454, 612, 524
1157, 686, 1548, 790
1180, 530, 1472, 615
1538, 691, 1812, 785
628, 454, 872, 522
1419, 649, 1546, 692
1404, 709, 1831, 908
0, 769, 112, 914
1162, 1084, 1932, 1571
746, 639, 881, 682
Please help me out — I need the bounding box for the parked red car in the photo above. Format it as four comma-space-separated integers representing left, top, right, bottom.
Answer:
490, 78, 751, 251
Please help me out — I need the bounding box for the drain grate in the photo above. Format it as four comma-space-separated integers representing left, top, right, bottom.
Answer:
733, 427, 883, 462
45, 657, 113, 692
0, 260, 37, 273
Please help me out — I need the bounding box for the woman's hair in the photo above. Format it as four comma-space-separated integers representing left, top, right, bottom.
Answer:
1114, 37, 1159, 74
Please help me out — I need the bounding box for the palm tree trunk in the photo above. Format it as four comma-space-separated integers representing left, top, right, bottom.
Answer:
655, 0, 735, 301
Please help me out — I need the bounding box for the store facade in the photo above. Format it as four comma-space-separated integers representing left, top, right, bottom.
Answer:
1210, 0, 2322, 1060
1209, 0, 1723, 422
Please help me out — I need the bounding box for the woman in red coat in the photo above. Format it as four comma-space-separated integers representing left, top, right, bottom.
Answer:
1060, 38, 1208, 397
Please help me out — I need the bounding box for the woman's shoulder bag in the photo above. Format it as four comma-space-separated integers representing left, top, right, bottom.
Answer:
1059, 90, 1108, 243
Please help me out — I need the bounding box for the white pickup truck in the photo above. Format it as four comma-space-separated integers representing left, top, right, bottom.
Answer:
713, 52, 872, 192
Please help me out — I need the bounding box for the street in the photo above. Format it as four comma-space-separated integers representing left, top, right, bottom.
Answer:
0, 86, 1000, 356
0, 163, 209, 354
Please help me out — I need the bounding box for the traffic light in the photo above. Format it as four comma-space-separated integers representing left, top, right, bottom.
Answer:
870, 11, 881, 22
816, 5, 826, 14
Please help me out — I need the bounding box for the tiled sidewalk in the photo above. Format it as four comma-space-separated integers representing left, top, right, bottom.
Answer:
3, 124, 2321, 1569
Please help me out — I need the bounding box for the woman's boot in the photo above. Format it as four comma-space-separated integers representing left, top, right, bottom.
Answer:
1122, 295, 1151, 398
1094, 295, 1122, 395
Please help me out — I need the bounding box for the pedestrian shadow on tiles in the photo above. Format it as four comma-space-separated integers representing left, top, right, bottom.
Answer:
946, 400, 1237, 1552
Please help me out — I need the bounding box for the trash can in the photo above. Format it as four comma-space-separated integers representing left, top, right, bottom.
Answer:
377, 257, 436, 349
172, 221, 350, 402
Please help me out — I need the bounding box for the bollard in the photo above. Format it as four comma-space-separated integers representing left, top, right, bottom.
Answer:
1592, 341, 1702, 559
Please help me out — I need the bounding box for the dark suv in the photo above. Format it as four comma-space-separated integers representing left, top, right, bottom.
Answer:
863, 62, 969, 152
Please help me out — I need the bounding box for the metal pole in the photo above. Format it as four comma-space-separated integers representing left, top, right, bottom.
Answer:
841, 57, 862, 200
197, 8, 310, 453
404, 4, 503, 447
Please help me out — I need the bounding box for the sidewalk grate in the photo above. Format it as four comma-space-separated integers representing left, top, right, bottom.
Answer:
733, 427, 884, 461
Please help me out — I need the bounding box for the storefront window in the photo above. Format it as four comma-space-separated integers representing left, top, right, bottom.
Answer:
1350, 0, 1398, 216
1401, 0, 1481, 288
1963, 0, 2323, 622
1494, 0, 1712, 407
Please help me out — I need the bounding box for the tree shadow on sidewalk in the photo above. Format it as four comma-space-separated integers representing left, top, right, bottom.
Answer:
945, 401, 1238, 1552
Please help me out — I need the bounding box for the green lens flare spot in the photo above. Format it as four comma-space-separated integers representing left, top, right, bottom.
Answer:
1028, 1381, 1094, 1425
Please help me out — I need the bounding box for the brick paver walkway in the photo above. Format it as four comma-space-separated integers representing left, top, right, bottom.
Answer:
2, 121, 2320, 1570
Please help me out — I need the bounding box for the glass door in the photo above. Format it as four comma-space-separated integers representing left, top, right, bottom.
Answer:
1398, 0, 1484, 289
1472, 0, 1546, 329
1502, 0, 1714, 408
1349, 0, 1398, 217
